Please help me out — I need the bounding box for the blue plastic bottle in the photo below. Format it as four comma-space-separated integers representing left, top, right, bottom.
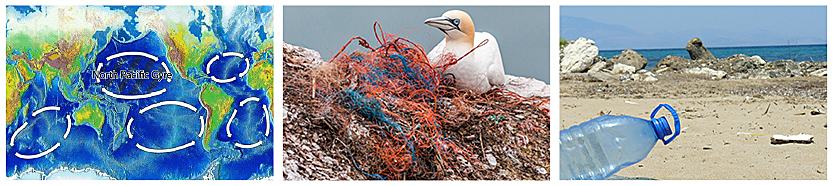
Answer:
560, 104, 680, 180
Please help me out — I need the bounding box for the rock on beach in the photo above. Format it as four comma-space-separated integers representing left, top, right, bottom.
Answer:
610, 49, 647, 70
686, 37, 716, 60
560, 37, 599, 73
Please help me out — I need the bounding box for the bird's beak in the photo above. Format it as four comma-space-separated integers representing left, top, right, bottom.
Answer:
424, 16, 457, 32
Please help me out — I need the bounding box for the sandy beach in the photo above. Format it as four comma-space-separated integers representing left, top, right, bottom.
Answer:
560, 75, 827, 180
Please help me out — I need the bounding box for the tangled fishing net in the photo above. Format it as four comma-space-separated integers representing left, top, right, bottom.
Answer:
284, 22, 549, 180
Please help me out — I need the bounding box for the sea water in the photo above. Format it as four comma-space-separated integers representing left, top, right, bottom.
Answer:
599, 44, 827, 70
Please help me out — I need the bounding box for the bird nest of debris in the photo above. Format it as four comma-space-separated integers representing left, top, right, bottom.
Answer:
283, 22, 549, 180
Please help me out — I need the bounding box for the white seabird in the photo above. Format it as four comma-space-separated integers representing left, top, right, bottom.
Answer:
424, 10, 506, 92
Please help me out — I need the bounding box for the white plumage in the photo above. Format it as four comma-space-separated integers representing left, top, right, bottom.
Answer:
424, 10, 506, 92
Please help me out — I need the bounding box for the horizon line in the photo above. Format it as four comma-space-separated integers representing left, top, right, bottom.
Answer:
598, 43, 827, 52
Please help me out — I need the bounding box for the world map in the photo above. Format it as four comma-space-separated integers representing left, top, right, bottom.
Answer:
6, 5, 274, 179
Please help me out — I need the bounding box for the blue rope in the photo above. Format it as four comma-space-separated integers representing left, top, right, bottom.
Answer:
341, 90, 402, 133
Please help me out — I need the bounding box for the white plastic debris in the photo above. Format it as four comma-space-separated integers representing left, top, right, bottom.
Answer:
771, 133, 814, 144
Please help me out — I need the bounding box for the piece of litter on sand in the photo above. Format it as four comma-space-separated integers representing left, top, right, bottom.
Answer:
762, 103, 771, 116
624, 100, 638, 105
737, 132, 766, 136
771, 134, 814, 144
810, 109, 825, 115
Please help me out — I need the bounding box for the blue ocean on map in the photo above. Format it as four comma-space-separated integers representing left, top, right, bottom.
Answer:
599, 44, 827, 70
6, 6, 274, 180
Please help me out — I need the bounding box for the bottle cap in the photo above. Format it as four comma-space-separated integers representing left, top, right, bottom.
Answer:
650, 104, 680, 145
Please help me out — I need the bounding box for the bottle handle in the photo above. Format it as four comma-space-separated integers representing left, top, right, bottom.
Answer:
651, 104, 680, 145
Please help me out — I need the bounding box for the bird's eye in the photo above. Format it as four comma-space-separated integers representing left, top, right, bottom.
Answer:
452, 19, 460, 25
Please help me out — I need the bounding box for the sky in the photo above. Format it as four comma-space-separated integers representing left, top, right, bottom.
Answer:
284, 6, 550, 83
560, 6, 827, 50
